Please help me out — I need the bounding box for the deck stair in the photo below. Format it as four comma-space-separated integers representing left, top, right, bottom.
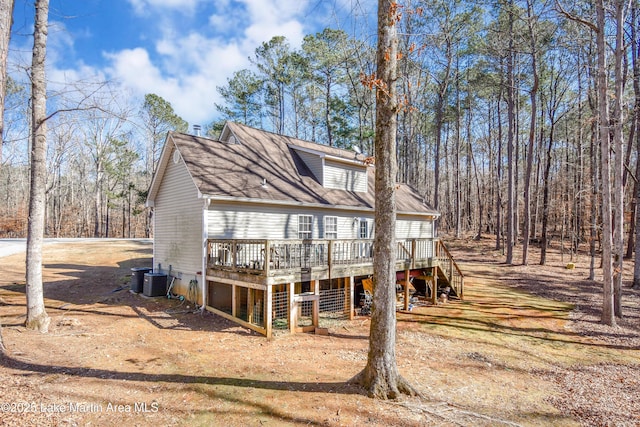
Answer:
433, 240, 464, 300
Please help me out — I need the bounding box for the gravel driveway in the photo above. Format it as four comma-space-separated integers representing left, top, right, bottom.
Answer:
0, 238, 151, 258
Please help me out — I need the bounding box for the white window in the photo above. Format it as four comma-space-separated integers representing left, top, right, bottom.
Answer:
359, 219, 369, 239
298, 215, 313, 239
324, 216, 338, 239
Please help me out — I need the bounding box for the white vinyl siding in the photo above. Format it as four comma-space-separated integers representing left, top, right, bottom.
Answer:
396, 217, 434, 239
153, 147, 203, 279
207, 202, 366, 240
206, 201, 434, 241
207, 203, 299, 239
324, 159, 367, 193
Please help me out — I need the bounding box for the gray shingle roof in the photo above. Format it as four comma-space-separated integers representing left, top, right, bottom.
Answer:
152, 121, 438, 216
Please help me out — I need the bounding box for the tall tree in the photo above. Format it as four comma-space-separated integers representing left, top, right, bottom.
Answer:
633, 0, 640, 289
0, 0, 15, 352
25, 0, 50, 332
505, 0, 516, 264
141, 93, 188, 176
351, 0, 416, 399
595, 0, 615, 326
252, 36, 293, 134
0, 0, 13, 168
522, 0, 540, 265
430, 4, 455, 212
215, 69, 263, 128
611, 0, 626, 317
539, 56, 570, 265
302, 28, 354, 147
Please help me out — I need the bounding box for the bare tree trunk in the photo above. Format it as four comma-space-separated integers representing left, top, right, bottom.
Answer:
0, 0, 16, 350
540, 124, 554, 265
325, 78, 333, 147
433, 33, 453, 213
506, 0, 516, 264
522, 0, 539, 266
612, 0, 626, 318
0, 322, 4, 353
434, 100, 443, 212
94, 173, 101, 237
635, 156, 640, 287
0, 0, 13, 167
455, 56, 461, 239
25, 0, 50, 333
628, 168, 637, 259
596, 0, 615, 326
496, 96, 503, 250
634, 1, 640, 288
589, 99, 598, 281
472, 145, 483, 240
351, 0, 416, 399
575, 50, 587, 260
533, 107, 544, 239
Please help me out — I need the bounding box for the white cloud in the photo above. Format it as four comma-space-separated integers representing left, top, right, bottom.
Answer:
241, 0, 308, 47
42, 0, 335, 126
104, 39, 247, 125
105, 48, 167, 91
127, 0, 203, 15
100, 0, 317, 124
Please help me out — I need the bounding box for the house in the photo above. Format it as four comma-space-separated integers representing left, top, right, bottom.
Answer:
146, 121, 463, 337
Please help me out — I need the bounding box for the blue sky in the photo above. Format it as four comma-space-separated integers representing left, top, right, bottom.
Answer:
10, 0, 375, 127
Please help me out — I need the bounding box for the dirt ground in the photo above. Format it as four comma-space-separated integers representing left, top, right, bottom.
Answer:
0, 238, 638, 427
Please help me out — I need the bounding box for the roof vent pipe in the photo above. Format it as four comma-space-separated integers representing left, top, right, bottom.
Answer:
193, 124, 201, 136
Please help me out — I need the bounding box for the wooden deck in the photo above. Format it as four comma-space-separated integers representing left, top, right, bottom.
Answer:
205, 238, 464, 299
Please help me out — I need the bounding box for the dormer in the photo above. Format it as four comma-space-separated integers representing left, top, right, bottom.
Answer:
290, 144, 368, 193
219, 124, 240, 144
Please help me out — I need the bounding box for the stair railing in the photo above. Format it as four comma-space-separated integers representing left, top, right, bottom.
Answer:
435, 240, 464, 299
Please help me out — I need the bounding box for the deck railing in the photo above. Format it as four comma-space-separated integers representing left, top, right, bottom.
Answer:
206, 237, 458, 276
207, 238, 379, 274
207, 237, 464, 298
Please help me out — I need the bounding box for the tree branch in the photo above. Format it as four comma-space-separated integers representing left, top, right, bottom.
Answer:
555, 0, 599, 33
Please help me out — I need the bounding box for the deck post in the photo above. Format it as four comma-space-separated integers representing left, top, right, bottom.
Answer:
231, 241, 237, 268
450, 258, 454, 283
312, 279, 319, 327
404, 268, 410, 311
264, 240, 270, 274
431, 266, 438, 304
231, 284, 237, 317
288, 282, 296, 333
348, 275, 355, 319
265, 285, 273, 339
248, 288, 254, 323
411, 239, 417, 269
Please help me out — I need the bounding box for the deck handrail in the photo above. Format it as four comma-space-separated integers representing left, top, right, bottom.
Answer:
434, 240, 464, 299
206, 237, 463, 299
207, 238, 378, 273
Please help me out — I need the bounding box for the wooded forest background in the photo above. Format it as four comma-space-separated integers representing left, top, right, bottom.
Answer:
0, 0, 637, 274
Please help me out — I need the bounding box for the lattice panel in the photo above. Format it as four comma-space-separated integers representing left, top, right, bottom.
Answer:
319, 288, 350, 319
272, 290, 289, 330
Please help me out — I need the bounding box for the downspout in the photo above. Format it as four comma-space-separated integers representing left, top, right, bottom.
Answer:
150, 207, 155, 269
201, 198, 210, 312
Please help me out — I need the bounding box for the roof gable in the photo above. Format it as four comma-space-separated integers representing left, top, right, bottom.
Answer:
146, 133, 201, 206
147, 121, 438, 216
